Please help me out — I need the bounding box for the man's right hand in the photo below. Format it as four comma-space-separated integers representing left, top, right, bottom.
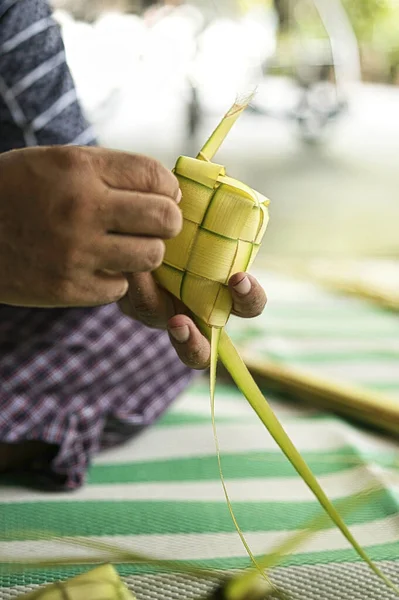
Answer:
0, 146, 182, 307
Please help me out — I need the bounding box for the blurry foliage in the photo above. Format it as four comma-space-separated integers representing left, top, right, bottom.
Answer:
274, 0, 399, 83
341, 0, 399, 82
369, 2, 399, 82
341, 0, 391, 41
343, 0, 399, 84
238, 0, 273, 12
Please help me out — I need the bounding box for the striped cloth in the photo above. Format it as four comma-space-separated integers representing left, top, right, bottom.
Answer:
0, 272, 398, 600
228, 269, 399, 403
0, 0, 96, 148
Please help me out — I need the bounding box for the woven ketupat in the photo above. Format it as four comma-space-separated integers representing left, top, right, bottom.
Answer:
155, 157, 269, 327
154, 97, 269, 329
14, 565, 135, 600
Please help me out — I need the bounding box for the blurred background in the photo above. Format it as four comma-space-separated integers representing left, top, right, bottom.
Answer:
50, 0, 399, 265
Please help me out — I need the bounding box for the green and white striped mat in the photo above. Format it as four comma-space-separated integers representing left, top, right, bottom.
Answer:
228, 270, 399, 402
0, 271, 398, 600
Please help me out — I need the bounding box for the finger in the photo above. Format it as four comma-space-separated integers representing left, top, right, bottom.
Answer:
105, 190, 182, 239
229, 272, 267, 318
62, 271, 128, 307
93, 271, 129, 304
97, 236, 165, 273
167, 314, 211, 370
124, 272, 175, 329
96, 149, 180, 200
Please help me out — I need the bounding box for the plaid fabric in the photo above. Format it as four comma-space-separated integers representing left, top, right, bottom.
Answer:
0, 0, 193, 489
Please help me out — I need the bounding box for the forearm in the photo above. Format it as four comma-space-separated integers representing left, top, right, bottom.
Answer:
0, 0, 96, 151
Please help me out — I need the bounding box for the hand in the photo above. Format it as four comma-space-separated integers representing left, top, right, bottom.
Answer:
119, 272, 267, 370
0, 146, 182, 307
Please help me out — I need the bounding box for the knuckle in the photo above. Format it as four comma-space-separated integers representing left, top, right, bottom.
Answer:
63, 191, 84, 222
50, 177, 94, 229
53, 145, 89, 171
63, 187, 98, 227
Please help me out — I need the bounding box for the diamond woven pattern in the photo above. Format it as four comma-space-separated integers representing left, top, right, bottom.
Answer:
155, 156, 269, 327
